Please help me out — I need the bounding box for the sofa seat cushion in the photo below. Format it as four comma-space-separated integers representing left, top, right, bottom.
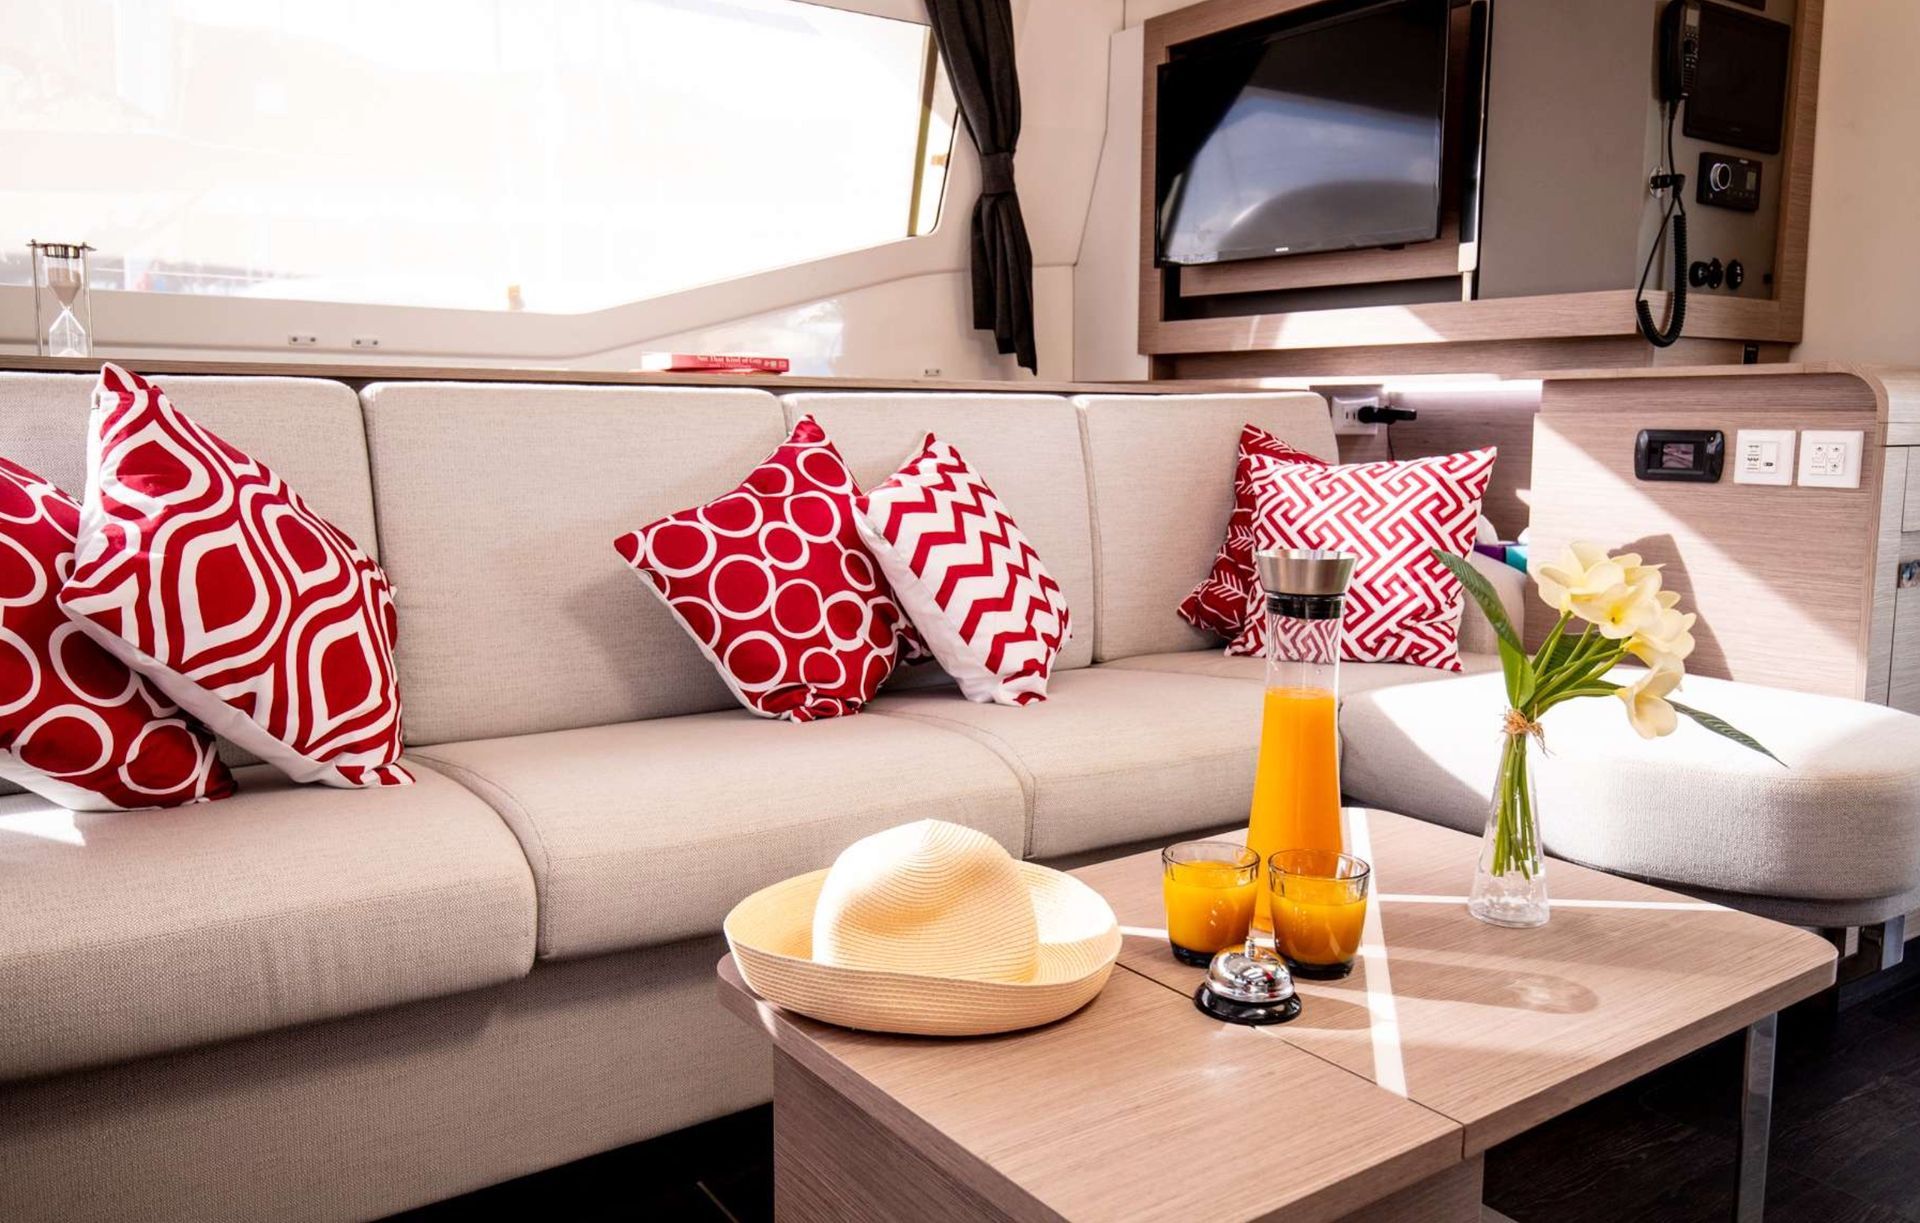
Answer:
412, 713, 1027, 961
871, 667, 1269, 859
1105, 651, 1502, 692
0, 762, 536, 1082
1340, 669, 1920, 903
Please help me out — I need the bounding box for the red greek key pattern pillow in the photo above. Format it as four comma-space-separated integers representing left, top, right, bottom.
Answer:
0, 456, 234, 810
615, 417, 918, 722
60, 365, 411, 788
1228, 448, 1497, 671
1177, 423, 1327, 639
856, 434, 1070, 706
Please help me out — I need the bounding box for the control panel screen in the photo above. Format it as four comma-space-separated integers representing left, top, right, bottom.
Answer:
1658, 441, 1698, 469
1635, 429, 1725, 482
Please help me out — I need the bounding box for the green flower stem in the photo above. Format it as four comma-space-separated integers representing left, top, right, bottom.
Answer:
1492, 729, 1539, 880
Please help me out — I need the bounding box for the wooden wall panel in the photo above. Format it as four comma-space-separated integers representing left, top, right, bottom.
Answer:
1528, 372, 1883, 698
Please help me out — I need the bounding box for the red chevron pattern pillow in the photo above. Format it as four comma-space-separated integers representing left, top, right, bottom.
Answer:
1227, 448, 1497, 671
855, 435, 1070, 706
60, 365, 411, 788
0, 456, 234, 810
1178, 423, 1327, 639
615, 416, 917, 722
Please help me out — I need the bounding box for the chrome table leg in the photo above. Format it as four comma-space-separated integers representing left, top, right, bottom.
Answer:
1736, 1012, 1778, 1223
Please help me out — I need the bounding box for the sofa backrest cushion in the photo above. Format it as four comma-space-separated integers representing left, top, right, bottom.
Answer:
360, 381, 789, 745
0, 372, 377, 556
0, 372, 378, 786
780, 393, 1096, 675
1073, 392, 1335, 663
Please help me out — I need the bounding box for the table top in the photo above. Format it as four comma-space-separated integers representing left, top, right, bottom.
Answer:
716, 808, 1837, 1221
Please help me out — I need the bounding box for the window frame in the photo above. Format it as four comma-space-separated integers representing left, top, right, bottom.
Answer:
0, 0, 965, 366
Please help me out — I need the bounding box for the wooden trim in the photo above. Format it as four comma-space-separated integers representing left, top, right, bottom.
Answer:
1770, 0, 1824, 334
1147, 290, 1796, 357
1162, 336, 1776, 380
1180, 226, 1464, 297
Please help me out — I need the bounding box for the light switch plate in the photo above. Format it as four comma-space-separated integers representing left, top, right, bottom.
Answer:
1797, 429, 1865, 489
1733, 429, 1795, 485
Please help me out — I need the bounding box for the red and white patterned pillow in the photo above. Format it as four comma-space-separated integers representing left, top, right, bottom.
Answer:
615, 417, 918, 722
855, 434, 1070, 706
59, 365, 411, 788
0, 456, 234, 810
1227, 448, 1497, 671
1178, 423, 1328, 639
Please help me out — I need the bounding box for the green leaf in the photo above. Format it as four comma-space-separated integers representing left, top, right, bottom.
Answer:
1670, 699, 1786, 766
1429, 547, 1524, 655
1499, 635, 1535, 708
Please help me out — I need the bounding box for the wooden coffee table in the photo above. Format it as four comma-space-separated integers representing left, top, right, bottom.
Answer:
716, 808, 1836, 1222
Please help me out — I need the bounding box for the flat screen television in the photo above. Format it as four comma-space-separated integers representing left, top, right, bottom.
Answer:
1154, 0, 1452, 266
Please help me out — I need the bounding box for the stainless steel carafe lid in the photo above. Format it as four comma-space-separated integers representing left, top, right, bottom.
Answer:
1255, 548, 1357, 597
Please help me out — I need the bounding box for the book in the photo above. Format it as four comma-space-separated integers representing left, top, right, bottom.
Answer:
637, 353, 789, 374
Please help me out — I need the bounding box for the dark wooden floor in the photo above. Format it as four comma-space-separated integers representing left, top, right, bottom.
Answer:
395, 962, 1920, 1222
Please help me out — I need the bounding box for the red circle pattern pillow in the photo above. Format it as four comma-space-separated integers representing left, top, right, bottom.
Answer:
615, 417, 919, 722
0, 455, 234, 810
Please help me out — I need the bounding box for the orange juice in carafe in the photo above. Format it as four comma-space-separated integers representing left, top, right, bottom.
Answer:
1245, 549, 1356, 923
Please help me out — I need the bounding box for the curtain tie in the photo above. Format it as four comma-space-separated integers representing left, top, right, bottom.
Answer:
979, 152, 1016, 195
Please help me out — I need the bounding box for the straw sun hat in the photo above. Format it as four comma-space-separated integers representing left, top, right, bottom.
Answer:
724, 820, 1121, 1037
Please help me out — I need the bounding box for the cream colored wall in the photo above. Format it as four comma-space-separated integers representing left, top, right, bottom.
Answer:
1, 0, 1120, 383
1793, 0, 1920, 365
1071, 0, 1210, 382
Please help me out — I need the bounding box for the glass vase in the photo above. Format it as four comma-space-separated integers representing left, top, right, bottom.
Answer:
1468, 727, 1549, 928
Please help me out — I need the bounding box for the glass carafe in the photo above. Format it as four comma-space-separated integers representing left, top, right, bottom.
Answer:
1246, 549, 1355, 924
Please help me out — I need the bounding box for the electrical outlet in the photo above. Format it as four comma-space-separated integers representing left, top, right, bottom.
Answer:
351, 337, 381, 349
1796, 429, 1864, 489
1330, 393, 1383, 436
287, 334, 317, 347
1732, 429, 1794, 486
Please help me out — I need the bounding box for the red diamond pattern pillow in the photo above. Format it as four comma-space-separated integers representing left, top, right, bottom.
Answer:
1178, 423, 1328, 639
615, 417, 918, 722
0, 456, 234, 810
1227, 448, 1497, 671
855, 434, 1071, 706
59, 365, 411, 788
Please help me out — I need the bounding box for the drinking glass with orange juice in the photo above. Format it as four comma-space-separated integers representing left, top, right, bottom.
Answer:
1245, 549, 1356, 924
1270, 850, 1371, 979
1161, 842, 1259, 966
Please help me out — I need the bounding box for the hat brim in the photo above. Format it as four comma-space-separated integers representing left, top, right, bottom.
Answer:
724, 862, 1122, 1037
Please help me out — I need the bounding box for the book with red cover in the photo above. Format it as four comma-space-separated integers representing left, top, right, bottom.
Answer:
638, 353, 790, 374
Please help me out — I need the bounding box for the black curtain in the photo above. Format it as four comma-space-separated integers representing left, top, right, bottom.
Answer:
924, 0, 1036, 373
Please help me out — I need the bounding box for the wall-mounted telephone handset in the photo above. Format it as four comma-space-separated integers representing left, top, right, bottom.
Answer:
1660, 0, 1702, 101
1640, 0, 1698, 346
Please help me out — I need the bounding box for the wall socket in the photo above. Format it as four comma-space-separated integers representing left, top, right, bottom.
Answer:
287, 333, 317, 347
1330, 392, 1383, 436
1732, 428, 1794, 486
350, 337, 381, 350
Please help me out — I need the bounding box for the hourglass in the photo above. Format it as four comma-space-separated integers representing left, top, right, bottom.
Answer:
28, 241, 94, 357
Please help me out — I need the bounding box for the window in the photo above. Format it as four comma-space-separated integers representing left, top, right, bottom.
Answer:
0, 0, 956, 314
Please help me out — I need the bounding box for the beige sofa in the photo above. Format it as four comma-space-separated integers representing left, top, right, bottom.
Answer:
2, 375, 1917, 1223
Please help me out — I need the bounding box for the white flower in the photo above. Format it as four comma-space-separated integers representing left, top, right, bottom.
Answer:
1615, 663, 1683, 739
1627, 591, 1697, 668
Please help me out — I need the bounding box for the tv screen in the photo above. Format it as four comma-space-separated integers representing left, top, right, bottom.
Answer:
1155, 0, 1451, 266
